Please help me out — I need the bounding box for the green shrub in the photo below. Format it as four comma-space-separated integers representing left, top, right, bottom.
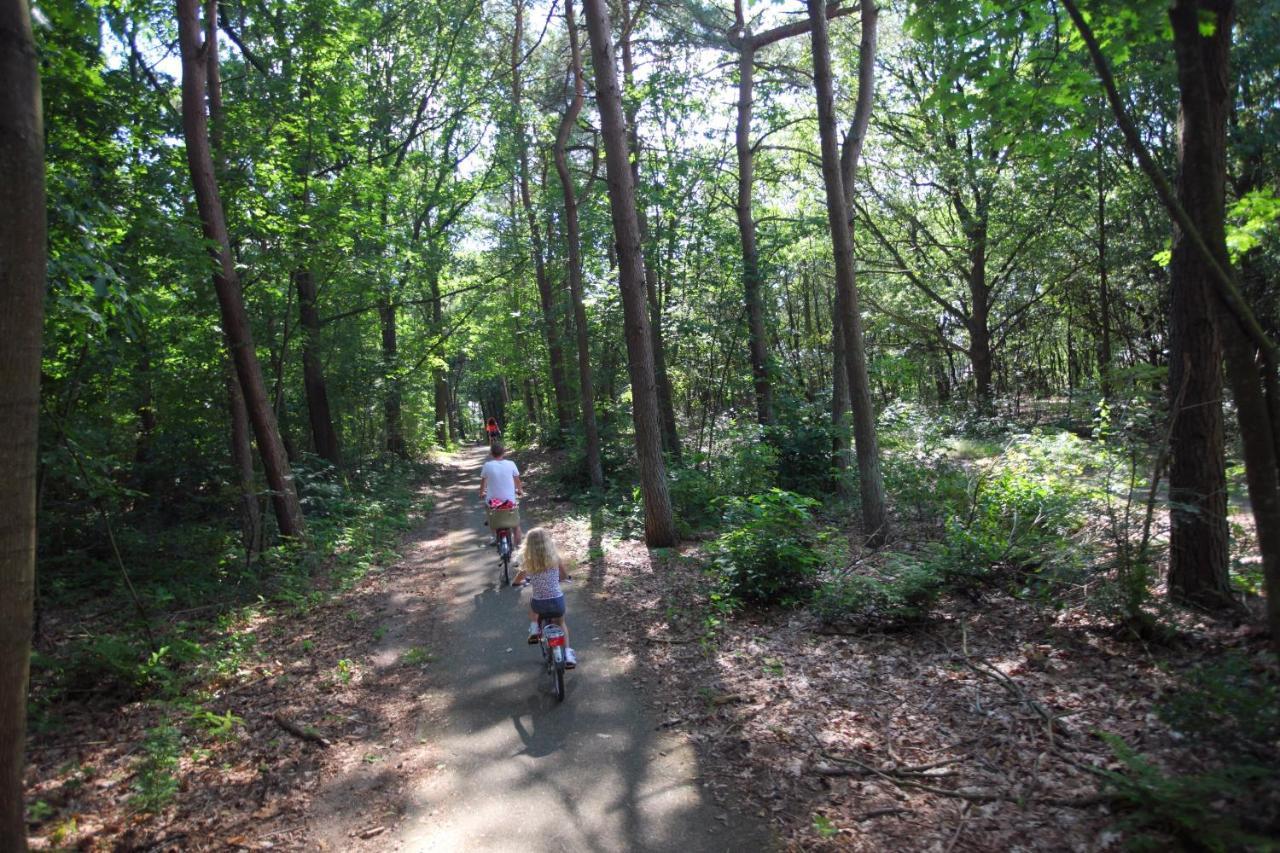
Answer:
711, 490, 838, 605
1158, 653, 1280, 753
129, 724, 181, 813
1097, 732, 1275, 852
666, 464, 719, 535
812, 552, 947, 625
709, 423, 778, 498
766, 409, 837, 498
933, 432, 1094, 586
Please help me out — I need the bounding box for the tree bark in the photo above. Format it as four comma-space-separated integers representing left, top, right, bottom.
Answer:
0, 1, 44, 844
809, 0, 889, 545
512, 0, 574, 437
295, 268, 340, 464
619, 0, 681, 458
554, 0, 605, 488
835, 0, 878, 497
733, 27, 775, 428
1166, 0, 1232, 608
583, 0, 677, 546
226, 359, 262, 557
1096, 114, 1113, 400
379, 295, 407, 457
178, 0, 304, 537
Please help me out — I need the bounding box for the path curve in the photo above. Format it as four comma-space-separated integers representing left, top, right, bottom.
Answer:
309, 446, 765, 852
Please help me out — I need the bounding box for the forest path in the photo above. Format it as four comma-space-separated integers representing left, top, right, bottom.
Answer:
306, 445, 763, 852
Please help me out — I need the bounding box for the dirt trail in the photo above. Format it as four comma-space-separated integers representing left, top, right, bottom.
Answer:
304, 447, 766, 851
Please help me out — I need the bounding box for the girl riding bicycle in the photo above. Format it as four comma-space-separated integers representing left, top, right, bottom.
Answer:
512, 527, 577, 669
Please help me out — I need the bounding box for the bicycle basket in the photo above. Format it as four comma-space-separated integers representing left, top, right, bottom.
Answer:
488, 508, 519, 529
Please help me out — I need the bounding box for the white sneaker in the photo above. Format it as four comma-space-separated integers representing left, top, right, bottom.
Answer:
527, 622, 540, 644
565, 648, 577, 669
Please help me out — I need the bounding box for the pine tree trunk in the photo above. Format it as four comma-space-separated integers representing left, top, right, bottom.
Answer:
808, 0, 889, 545
554, 0, 604, 488
583, 0, 677, 546
0, 1, 44, 843
177, 0, 304, 537
1166, 0, 1232, 608
620, 0, 681, 458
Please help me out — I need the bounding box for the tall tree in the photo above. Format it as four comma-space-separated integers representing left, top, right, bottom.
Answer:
808, 0, 889, 545
177, 0, 304, 537
583, 0, 677, 546
0, 0, 45, 845
554, 0, 605, 488
1162, 0, 1232, 605
1064, 0, 1280, 640
512, 0, 575, 437
619, 0, 681, 458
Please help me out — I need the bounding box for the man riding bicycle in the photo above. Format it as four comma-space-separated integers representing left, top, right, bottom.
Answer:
479, 444, 523, 546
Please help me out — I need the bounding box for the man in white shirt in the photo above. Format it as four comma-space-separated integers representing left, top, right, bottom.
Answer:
480, 445, 523, 544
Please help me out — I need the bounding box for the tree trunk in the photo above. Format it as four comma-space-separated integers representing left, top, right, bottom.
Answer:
620, 0, 681, 459
1096, 115, 1113, 400
206, 5, 262, 548
808, 0, 889, 545
0, 1, 44, 843
512, 0, 574, 436
295, 268, 340, 464
178, 0, 304, 537
733, 32, 775, 428
379, 295, 407, 457
226, 358, 262, 557
554, 0, 605, 488
835, 0, 879, 500
583, 0, 677, 547
966, 223, 995, 407
1166, 0, 1232, 608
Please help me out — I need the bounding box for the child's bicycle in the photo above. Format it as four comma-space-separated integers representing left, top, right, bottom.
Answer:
486, 500, 519, 586
537, 616, 569, 702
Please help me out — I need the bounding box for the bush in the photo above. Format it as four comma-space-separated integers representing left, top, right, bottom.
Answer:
711, 490, 838, 605
1097, 732, 1276, 851
666, 464, 719, 535
932, 432, 1094, 589
812, 553, 946, 625
709, 422, 778, 498
767, 409, 837, 498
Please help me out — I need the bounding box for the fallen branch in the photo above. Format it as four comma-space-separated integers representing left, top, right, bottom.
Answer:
272, 713, 330, 748
816, 751, 1109, 807
853, 806, 909, 821
960, 624, 1076, 743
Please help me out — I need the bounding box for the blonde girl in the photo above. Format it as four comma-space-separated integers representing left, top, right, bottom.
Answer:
512, 527, 576, 668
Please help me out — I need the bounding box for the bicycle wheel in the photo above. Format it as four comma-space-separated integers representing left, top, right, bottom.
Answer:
501, 553, 510, 586
554, 663, 565, 701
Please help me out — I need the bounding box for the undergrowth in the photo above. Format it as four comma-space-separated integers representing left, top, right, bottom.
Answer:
30, 456, 429, 719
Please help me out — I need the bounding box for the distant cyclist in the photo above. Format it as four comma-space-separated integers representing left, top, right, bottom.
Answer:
485, 416, 500, 446
479, 444, 522, 545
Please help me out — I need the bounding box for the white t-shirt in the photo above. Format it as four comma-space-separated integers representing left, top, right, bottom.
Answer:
481, 458, 520, 503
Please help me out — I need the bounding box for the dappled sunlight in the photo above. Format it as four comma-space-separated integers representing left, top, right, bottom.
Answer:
302, 447, 754, 851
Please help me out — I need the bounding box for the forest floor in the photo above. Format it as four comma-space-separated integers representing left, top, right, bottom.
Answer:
22, 443, 1279, 851
24, 446, 766, 851
523, 451, 1280, 851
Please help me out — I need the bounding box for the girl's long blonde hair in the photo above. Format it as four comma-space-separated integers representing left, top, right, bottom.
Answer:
520, 527, 559, 575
